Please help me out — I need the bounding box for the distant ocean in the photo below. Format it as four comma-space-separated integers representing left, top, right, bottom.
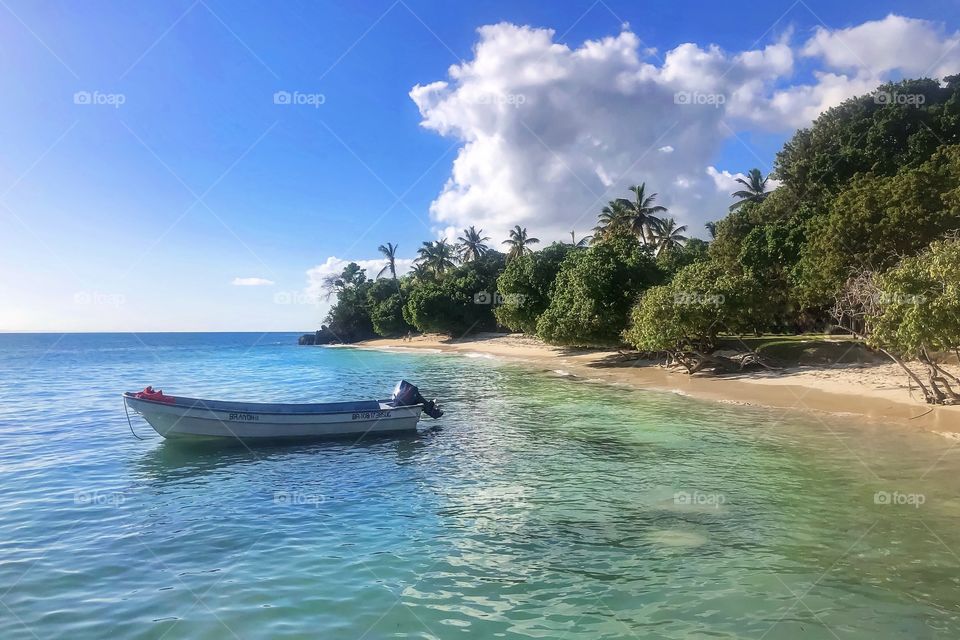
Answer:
1, 332, 958, 638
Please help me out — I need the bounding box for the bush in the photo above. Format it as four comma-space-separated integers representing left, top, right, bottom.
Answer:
403, 252, 505, 336
537, 233, 661, 346
366, 279, 411, 337
494, 242, 572, 333
623, 261, 768, 354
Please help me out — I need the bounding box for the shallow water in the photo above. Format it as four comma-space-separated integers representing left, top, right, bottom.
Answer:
1, 333, 959, 638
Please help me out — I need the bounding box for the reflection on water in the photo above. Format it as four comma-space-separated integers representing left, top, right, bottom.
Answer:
0, 333, 959, 638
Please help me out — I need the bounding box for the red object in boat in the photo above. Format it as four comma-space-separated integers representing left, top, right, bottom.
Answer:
134, 386, 176, 404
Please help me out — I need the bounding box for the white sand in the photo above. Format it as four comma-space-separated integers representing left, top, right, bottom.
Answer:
355, 333, 960, 431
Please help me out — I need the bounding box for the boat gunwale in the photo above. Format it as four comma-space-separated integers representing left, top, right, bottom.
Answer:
122, 392, 424, 416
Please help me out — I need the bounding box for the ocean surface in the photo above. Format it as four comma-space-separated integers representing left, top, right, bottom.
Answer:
0, 332, 959, 639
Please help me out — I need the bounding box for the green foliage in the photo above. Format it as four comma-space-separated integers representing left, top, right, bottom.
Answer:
623, 261, 768, 353
494, 242, 572, 333
366, 279, 410, 337
403, 252, 505, 336
323, 263, 375, 342
656, 238, 708, 279
536, 232, 661, 346
796, 144, 960, 305
869, 235, 960, 358
776, 77, 960, 206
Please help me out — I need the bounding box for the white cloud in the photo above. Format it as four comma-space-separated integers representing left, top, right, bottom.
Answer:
303, 256, 414, 301
410, 17, 958, 241
231, 277, 274, 286
802, 14, 960, 78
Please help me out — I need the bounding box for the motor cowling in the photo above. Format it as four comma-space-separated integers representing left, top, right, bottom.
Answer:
392, 380, 443, 419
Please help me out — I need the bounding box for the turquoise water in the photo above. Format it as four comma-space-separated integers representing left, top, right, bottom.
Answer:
1, 333, 959, 639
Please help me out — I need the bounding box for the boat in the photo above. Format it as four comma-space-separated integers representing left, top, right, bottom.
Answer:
123, 380, 443, 441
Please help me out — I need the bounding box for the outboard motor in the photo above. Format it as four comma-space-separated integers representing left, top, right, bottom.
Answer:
392, 380, 443, 419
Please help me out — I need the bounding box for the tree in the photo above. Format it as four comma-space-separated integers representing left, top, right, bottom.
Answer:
622, 183, 667, 245
323, 263, 375, 342
623, 261, 770, 373
568, 231, 592, 248
456, 226, 491, 262
416, 239, 457, 275
795, 144, 960, 306
650, 217, 688, 255
376, 242, 400, 280
868, 235, 960, 404
704, 221, 717, 239
775, 77, 959, 210
403, 252, 505, 336
366, 278, 411, 337
502, 225, 540, 260
537, 232, 661, 346
656, 238, 708, 278
729, 168, 771, 211
495, 242, 572, 334
593, 200, 632, 239
408, 263, 433, 283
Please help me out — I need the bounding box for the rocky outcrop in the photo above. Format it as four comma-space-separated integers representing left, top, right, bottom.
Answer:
298, 326, 339, 345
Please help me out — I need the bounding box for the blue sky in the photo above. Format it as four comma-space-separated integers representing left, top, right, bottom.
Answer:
1, 0, 958, 331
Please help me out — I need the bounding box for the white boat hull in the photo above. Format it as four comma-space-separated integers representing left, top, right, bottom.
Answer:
123, 394, 423, 441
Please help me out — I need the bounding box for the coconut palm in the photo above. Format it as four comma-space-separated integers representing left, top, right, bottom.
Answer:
415, 239, 457, 275
593, 200, 632, 238
568, 231, 592, 248
502, 225, 540, 260
729, 168, 771, 211
456, 226, 491, 262
622, 183, 667, 245
408, 263, 432, 282
650, 217, 688, 255
704, 221, 717, 240
376, 242, 399, 279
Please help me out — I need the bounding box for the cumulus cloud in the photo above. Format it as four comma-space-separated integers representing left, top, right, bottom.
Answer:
231, 277, 274, 286
303, 256, 414, 300
802, 14, 960, 78
410, 16, 959, 242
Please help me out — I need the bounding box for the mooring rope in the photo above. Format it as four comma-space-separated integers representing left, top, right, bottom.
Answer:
123, 398, 145, 440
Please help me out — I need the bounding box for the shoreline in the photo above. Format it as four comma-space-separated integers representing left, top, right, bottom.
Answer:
353, 333, 960, 432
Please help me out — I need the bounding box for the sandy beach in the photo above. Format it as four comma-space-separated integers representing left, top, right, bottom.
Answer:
355, 332, 960, 432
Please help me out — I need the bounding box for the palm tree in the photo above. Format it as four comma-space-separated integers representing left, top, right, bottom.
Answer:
408, 263, 432, 282
623, 183, 667, 245
704, 221, 717, 240
376, 242, 399, 280
729, 168, 771, 211
568, 231, 592, 248
593, 200, 632, 238
650, 217, 688, 255
502, 225, 540, 260
415, 239, 457, 275
456, 226, 491, 262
